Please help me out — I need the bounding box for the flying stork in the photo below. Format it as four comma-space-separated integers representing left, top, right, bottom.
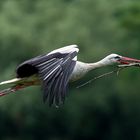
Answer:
0, 44, 140, 106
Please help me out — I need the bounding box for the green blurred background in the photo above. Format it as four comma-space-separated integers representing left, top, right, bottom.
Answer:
0, 0, 140, 139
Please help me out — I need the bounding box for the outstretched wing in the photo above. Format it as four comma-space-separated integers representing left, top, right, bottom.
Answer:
16, 45, 79, 106
37, 51, 77, 106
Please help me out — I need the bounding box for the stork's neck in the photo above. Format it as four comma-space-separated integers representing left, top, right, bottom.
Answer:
86, 59, 108, 71
70, 60, 108, 82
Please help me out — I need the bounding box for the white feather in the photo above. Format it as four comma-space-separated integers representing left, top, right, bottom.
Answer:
48, 44, 79, 55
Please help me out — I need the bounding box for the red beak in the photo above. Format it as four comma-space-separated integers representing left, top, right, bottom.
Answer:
119, 56, 140, 64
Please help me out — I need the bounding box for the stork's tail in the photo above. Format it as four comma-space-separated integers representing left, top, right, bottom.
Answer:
0, 78, 21, 86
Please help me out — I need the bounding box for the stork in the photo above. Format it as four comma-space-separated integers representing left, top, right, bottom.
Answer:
0, 44, 140, 106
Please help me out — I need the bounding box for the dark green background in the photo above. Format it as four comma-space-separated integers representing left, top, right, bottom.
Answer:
0, 0, 140, 139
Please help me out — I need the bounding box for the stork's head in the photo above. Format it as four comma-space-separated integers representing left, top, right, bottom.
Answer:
101, 53, 140, 66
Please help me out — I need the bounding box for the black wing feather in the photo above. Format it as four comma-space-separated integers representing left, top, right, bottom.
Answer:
16, 51, 77, 106
39, 52, 77, 106
16, 53, 67, 78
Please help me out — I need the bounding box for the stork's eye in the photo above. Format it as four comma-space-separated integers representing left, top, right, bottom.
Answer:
114, 56, 121, 59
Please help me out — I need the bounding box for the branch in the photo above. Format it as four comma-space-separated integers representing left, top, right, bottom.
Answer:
118, 63, 140, 68
76, 69, 119, 89
77, 63, 140, 89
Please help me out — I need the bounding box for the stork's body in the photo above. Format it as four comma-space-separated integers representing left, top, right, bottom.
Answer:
1, 45, 140, 106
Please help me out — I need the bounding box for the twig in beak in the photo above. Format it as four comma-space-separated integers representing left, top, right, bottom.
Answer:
77, 69, 119, 88
77, 63, 140, 89
118, 63, 140, 68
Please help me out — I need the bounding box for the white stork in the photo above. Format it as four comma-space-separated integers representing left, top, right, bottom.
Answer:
0, 45, 140, 106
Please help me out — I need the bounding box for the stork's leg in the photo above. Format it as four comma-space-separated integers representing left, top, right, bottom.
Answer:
0, 85, 26, 97
0, 81, 38, 97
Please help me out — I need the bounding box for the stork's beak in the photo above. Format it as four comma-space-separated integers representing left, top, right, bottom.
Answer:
119, 56, 140, 65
